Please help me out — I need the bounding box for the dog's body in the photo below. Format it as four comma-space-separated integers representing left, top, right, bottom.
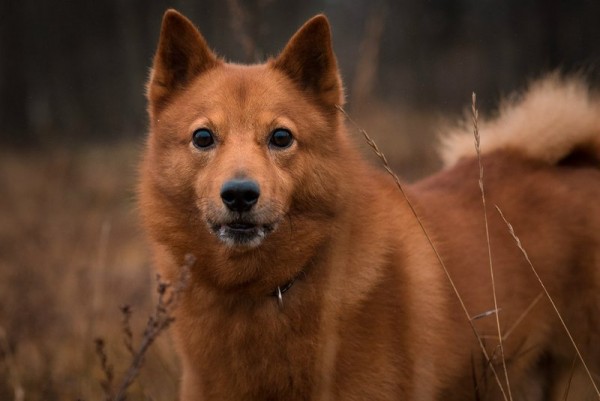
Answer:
139, 10, 600, 400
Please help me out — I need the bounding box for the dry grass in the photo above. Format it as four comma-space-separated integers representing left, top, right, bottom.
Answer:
495, 206, 600, 399
472, 93, 513, 401
0, 142, 179, 401
96, 260, 190, 401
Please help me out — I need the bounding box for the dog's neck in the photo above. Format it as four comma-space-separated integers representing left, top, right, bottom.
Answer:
271, 272, 302, 308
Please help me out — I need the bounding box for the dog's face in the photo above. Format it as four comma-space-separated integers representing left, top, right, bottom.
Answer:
143, 10, 346, 252
171, 65, 318, 249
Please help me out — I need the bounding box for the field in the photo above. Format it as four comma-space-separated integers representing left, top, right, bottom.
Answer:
0, 105, 441, 401
0, 142, 180, 400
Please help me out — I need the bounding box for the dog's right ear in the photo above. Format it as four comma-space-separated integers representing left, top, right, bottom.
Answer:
148, 10, 219, 114
272, 15, 343, 108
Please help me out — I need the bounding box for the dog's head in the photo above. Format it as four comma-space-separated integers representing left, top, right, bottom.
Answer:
141, 10, 352, 259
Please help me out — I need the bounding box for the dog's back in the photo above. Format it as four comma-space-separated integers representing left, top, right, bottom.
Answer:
409, 76, 600, 400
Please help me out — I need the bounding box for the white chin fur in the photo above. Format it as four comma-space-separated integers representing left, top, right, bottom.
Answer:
216, 224, 275, 248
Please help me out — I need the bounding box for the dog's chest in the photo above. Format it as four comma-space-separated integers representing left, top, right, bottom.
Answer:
180, 294, 321, 400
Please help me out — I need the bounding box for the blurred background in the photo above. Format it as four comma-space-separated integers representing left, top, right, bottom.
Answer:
2, 0, 599, 147
1, 0, 598, 400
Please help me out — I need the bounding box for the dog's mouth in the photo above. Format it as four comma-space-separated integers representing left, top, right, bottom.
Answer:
210, 220, 277, 248
226, 222, 257, 231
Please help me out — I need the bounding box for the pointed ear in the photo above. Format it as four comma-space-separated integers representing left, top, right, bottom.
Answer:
271, 15, 343, 107
148, 9, 219, 113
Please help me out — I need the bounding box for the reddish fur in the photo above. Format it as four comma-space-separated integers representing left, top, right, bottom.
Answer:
139, 10, 600, 401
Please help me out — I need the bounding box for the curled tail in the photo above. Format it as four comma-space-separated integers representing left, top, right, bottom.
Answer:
439, 74, 600, 167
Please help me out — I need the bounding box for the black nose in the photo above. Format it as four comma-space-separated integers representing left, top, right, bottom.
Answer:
220, 179, 260, 212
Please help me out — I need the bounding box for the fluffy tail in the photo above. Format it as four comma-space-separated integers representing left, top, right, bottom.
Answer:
439, 74, 600, 167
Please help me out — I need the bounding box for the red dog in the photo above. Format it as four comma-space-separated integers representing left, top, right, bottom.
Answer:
139, 10, 600, 400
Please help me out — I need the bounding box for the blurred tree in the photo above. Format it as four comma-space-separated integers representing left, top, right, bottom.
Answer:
0, 0, 598, 145
0, 0, 30, 145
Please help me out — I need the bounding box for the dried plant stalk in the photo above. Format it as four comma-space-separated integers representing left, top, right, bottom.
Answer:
495, 206, 600, 399
96, 255, 193, 401
471, 92, 513, 401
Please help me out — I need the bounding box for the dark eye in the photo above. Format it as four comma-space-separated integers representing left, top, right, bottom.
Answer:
269, 128, 294, 149
192, 128, 214, 149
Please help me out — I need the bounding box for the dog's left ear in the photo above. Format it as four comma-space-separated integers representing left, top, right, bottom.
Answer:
272, 15, 343, 107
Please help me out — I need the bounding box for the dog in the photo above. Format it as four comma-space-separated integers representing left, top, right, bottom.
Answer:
139, 9, 600, 400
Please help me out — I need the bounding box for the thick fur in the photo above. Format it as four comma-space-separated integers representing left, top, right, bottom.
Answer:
139, 10, 600, 401
440, 74, 600, 166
